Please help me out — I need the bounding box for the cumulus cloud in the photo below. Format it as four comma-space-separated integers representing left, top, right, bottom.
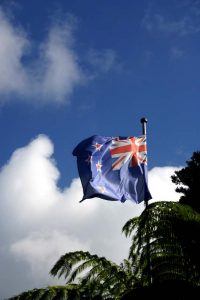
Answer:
0, 8, 118, 105
149, 166, 181, 202
0, 135, 181, 298
0, 8, 84, 104
38, 21, 84, 103
10, 230, 89, 286
0, 9, 29, 97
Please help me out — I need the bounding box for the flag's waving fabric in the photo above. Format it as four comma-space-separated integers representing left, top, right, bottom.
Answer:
72, 135, 152, 204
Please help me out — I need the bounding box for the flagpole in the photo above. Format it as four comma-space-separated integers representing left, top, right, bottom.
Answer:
141, 117, 152, 286
140, 117, 149, 208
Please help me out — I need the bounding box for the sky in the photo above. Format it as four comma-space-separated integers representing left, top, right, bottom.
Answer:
0, 0, 199, 298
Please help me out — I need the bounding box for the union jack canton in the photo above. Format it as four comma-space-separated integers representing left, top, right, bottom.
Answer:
72, 135, 152, 204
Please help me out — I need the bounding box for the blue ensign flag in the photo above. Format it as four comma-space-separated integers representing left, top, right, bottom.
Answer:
73, 135, 152, 204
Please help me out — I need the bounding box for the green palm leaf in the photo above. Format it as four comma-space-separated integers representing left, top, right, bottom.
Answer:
122, 201, 200, 286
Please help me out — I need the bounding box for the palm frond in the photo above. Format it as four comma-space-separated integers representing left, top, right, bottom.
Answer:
50, 251, 94, 279
124, 201, 200, 286
122, 217, 139, 237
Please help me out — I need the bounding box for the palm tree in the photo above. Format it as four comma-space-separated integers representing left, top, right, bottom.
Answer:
48, 201, 200, 298
122, 201, 200, 289
7, 254, 139, 300
50, 251, 139, 299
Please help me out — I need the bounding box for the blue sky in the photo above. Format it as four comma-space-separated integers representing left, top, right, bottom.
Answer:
0, 0, 199, 298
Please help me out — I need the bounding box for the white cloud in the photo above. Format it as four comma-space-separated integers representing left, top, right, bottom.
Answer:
88, 49, 117, 73
0, 9, 85, 105
148, 166, 181, 202
0, 9, 29, 97
0, 135, 181, 299
38, 22, 84, 103
0, 8, 118, 106
10, 230, 89, 286
142, 8, 200, 37
0, 135, 60, 226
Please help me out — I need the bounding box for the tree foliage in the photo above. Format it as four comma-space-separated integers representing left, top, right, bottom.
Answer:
171, 151, 200, 212
7, 285, 86, 300
50, 251, 138, 299
122, 201, 200, 287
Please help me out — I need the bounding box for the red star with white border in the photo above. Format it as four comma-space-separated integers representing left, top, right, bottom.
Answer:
98, 185, 106, 193
93, 142, 103, 151
96, 161, 102, 172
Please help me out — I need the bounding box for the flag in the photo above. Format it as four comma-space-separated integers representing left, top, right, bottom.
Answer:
72, 135, 152, 204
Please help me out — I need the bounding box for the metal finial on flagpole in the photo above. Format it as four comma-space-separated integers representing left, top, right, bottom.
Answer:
140, 117, 148, 135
